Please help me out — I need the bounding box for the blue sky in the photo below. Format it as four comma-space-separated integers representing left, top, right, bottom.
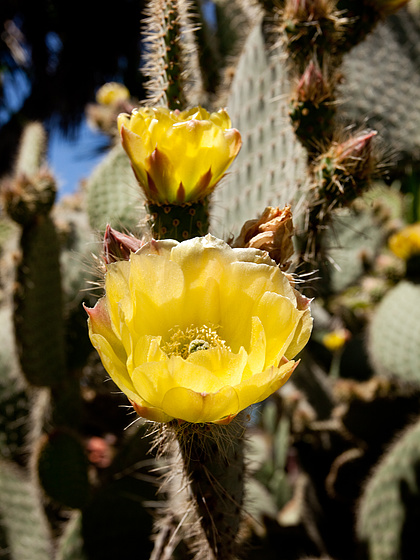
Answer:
47, 118, 110, 198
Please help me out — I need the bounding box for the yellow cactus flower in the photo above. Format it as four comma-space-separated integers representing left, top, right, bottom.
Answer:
96, 82, 130, 106
117, 106, 242, 204
322, 329, 349, 353
85, 235, 312, 424
389, 223, 420, 261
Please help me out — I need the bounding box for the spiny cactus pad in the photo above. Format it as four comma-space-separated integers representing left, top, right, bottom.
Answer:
85, 143, 144, 233
0, 460, 52, 560
14, 216, 66, 387
210, 20, 307, 239
357, 416, 420, 560
339, 8, 420, 172
368, 280, 420, 381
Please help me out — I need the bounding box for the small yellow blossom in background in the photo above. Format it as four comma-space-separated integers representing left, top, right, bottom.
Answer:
322, 329, 350, 353
117, 106, 242, 204
96, 82, 131, 106
86, 235, 312, 424
388, 222, 420, 261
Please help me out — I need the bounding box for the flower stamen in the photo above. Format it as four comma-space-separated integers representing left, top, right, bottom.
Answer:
162, 324, 230, 358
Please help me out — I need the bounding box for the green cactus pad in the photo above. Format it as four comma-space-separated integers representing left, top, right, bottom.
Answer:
14, 216, 66, 387
339, 7, 420, 172
210, 20, 307, 239
357, 416, 420, 560
56, 512, 88, 560
85, 143, 144, 233
368, 280, 420, 381
0, 459, 52, 560
36, 429, 90, 509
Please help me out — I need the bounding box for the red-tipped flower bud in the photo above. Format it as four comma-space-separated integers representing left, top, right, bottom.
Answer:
103, 225, 144, 264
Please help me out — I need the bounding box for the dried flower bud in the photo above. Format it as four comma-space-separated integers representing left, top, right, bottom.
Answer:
233, 206, 295, 270
103, 225, 144, 264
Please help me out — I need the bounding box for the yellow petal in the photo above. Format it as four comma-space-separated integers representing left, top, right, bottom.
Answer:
88, 333, 139, 404
219, 260, 289, 352
284, 307, 313, 360
130, 400, 173, 423
209, 108, 232, 129
146, 148, 178, 202
255, 291, 301, 368
105, 260, 132, 330
235, 360, 297, 412
132, 335, 166, 368
161, 385, 239, 423
186, 346, 248, 387
85, 298, 125, 363
129, 252, 185, 336
242, 316, 266, 378
131, 355, 227, 408
120, 126, 150, 188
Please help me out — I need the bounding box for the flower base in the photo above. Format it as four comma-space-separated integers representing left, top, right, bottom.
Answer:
147, 198, 210, 241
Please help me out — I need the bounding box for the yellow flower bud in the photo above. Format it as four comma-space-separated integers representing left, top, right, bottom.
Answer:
117, 106, 242, 204
86, 235, 312, 424
96, 82, 130, 106
389, 223, 420, 261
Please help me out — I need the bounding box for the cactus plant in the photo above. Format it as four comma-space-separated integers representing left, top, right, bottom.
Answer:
0, 0, 419, 559
368, 280, 420, 382
357, 415, 420, 560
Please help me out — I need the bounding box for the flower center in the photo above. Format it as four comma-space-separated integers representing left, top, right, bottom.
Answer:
161, 324, 230, 358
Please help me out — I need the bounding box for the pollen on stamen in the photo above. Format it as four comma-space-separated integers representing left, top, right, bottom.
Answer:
161, 324, 230, 359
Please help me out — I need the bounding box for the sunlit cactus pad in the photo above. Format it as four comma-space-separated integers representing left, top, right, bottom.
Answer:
339, 7, 420, 170
85, 143, 145, 232
210, 20, 307, 239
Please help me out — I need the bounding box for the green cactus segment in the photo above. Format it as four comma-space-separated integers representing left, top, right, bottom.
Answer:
357, 416, 420, 560
0, 339, 31, 462
0, 459, 52, 560
85, 143, 144, 233
0, 384, 30, 462
160, 0, 187, 109
14, 122, 47, 177
210, 21, 307, 238
56, 512, 88, 560
289, 99, 336, 155
282, 3, 343, 70
14, 216, 66, 387
174, 415, 246, 560
36, 429, 90, 509
4, 169, 57, 226
147, 197, 210, 240
368, 281, 420, 381
3, 122, 56, 226
143, 0, 200, 109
